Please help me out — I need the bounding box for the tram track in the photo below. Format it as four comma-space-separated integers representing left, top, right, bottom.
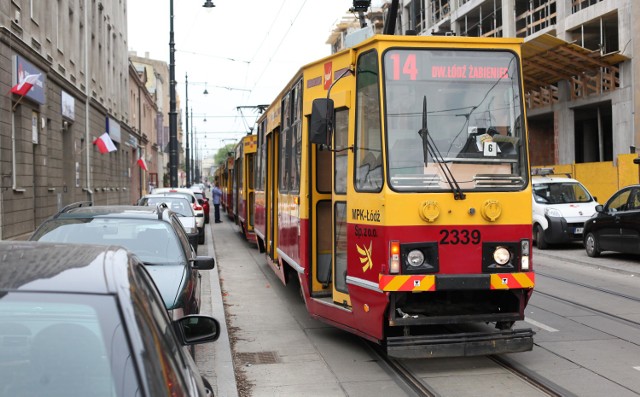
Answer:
365, 341, 440, 397
364, 340, 569, 397
488, 355, 574, 397
535, 271, 640, 330
536, 271, 640, 304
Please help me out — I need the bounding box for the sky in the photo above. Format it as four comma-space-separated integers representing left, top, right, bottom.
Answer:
127, 0, 365, 158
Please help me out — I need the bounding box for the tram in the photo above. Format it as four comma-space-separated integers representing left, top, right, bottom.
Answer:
249, 33, 535, 358
231, 134, 258, 243
216, 153, 234, 218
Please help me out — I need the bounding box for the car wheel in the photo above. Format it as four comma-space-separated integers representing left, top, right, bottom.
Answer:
201, 376, 214, 396
534, 224, 548, 250
585, 232, 601, 257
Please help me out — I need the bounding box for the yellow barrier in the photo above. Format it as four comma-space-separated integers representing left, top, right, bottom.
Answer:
537, 153, 640, 204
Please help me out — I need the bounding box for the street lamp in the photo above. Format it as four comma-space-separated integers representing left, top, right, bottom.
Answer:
169, 0, 213, 187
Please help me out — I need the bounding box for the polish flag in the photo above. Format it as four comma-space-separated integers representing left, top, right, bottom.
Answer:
93, 132, 117, 154
137, 157, 148, 171
11, 73, 41, 96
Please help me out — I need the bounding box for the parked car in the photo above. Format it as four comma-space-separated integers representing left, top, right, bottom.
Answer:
150, 188, 205, 243
0, 241, 219, 397
192, 190, 210, 224
30, 202, 214, 319
532, 170, 599, 249
584, 184, 640, 257
138, 195, 199, 250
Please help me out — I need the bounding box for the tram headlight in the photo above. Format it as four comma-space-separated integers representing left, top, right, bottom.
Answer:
406, 250, 425, 267
493, 246, 511, 266
399, 243, 439, 274
521, 239, 530, 271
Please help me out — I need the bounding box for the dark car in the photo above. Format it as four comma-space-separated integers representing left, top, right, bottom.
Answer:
584, 184, 640, 257
30, 202, 214, 319
0, 241, 219, 397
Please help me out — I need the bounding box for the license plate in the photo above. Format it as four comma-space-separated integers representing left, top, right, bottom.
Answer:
574, 227, 583, 234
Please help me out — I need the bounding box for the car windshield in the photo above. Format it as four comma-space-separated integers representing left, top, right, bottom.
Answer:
140, 197, 194, 217
0, 292, 136, 396
383, 49, 526, 192
32, 219, 185, 265
533, 182, 592, 204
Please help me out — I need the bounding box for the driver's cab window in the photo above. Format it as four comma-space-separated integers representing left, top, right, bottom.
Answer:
354, 50, 383, 192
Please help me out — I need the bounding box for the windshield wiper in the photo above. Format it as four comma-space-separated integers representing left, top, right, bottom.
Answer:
418, 96, 429, 165
418, 96, 466, 200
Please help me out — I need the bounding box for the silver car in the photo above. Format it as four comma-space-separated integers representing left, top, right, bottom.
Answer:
147, 188, 205, 244
138, 194, 199, 252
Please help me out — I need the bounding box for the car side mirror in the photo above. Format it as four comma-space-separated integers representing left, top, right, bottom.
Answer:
595, 204, 604, 213
192, 256, 215, 270
173, 315, 220, 345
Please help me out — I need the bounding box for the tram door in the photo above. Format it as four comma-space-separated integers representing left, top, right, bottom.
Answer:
331, 108, 351, 307
266, 130, 278, 260
311, 106, 351, 308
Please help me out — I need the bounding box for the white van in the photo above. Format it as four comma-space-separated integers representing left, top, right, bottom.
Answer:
532, 170, 599, 249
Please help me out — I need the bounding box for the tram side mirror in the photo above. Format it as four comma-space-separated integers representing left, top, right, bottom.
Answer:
310, 98, 334, 145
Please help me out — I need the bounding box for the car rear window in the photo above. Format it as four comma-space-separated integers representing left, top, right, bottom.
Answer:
32, 219, 185, 265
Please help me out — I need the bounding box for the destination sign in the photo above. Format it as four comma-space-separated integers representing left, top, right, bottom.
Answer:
385, 50, 516, 82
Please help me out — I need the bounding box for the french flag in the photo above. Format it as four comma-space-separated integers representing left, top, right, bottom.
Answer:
93, 132, 117, 154
11, 73, 41, 97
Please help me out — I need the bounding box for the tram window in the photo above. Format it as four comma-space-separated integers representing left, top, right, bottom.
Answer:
334, 109, 348, 194
334, 202, 348, 294
279, 92, 292, 193
355, 50, 383, 193
291, 81, 302, 194
279, 80, 303, 194
316, 144, 332, 193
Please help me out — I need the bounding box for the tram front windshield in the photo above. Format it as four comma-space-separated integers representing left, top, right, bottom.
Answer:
383, 49, 527, 192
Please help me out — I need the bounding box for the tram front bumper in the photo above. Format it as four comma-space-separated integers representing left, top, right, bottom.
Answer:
385, 328, 534, 359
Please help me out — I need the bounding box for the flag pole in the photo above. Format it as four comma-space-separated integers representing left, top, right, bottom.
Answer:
11, 95, 26, 112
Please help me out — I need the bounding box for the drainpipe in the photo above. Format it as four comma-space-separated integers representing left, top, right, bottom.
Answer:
83, 2, 93, 203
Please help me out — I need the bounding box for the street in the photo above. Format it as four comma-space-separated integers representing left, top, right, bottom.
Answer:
197, 221, 640, 397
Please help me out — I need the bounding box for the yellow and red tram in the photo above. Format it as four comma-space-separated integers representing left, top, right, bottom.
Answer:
219, 154, 234, 218
250, 34, 534, 358
231, 135, 258, 243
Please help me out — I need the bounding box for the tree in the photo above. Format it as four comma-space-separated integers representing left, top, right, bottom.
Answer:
214, 143, 236, 165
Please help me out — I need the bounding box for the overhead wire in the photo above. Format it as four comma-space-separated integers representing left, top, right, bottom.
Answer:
248, 0, 309, 94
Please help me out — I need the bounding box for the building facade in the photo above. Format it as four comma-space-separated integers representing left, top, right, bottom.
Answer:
0, 1, 138, 239
128, 60, 157, 199
130, 52, 175, 188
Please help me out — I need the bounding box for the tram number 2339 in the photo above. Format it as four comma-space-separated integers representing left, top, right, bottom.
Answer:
440, 229, 481, 245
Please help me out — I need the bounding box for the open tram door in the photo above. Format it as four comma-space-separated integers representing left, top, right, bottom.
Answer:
266, 128, 278, 260
309, 95, 352, 309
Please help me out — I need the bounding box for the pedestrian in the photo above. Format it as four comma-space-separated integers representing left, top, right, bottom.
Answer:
211, 182, 222, 223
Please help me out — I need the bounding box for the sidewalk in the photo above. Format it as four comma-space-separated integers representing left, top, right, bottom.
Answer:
195, 220, 238, 397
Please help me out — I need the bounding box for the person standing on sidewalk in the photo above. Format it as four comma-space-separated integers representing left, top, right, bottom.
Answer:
211, 182, 223, 223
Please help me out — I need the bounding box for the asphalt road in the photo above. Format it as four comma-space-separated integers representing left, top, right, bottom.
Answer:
196, 223, 640, 397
